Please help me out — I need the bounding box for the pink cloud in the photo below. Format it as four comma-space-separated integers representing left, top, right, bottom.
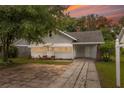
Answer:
67, 5, 124, 22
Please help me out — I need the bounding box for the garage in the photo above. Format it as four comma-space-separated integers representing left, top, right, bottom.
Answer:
73, 44, 97, 59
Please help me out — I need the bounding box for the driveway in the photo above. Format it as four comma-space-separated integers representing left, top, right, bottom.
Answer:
0, 59, 100, 88
0, 64, 68, 88
49, 59, 101, 88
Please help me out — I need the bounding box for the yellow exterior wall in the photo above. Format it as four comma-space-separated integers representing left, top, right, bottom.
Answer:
31, 47, 47, 53
53, 47, 73, 53
31, 47, 73, 53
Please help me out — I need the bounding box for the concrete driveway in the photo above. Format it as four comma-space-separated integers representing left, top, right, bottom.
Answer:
0, 59, 100, 88
49, 59, 101, 88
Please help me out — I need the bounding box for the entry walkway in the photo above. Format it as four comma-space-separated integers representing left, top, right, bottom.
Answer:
48, 59, 101, 88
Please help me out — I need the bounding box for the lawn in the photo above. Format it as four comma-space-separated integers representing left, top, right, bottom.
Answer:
0, 57, 72, 69
96, 56, 124, 88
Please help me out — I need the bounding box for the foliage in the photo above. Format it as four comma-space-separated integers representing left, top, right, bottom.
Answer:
58, 16, 77, 32
58, 14, 112, 32
8, 46, 18, 58
0, 6, 67, 63
119, 16, 124, 27
100, 27, 115, 41
112, 24, 122, 35
76, 14, 111, 31
120, 48, 124, 55
49, 5, 69, 31
96, 56, 124, 87
99, 42, 115, 62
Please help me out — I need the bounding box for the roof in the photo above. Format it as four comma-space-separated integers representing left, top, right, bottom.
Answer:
65, 31, 104, 43
14, 31, 104, 46
58, 30, 77, 41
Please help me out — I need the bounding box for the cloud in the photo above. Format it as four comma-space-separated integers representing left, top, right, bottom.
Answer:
69, 6, 108, 17
67, 5, 124, 22
107, 13, 124, 19
67, 5, 82, 11
67, 5, 91, 11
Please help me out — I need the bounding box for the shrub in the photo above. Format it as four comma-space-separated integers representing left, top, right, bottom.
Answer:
99, 42, 115, 62
121, 48, 124, 55
8, 46, 18, 58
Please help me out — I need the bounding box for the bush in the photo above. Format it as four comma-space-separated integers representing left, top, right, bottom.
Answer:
121, 48, 124, 55
100, 42, 115, 62
8, 46, 18, 58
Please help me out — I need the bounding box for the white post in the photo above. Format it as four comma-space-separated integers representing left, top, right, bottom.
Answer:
115, 38, 120, 87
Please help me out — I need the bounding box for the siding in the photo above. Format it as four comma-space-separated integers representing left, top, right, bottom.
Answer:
30, 32, 74, 59
43, 33, 73, 43
31, 46, 73, 59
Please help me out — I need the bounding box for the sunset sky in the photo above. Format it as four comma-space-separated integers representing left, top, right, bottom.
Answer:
67, 5, 124, 22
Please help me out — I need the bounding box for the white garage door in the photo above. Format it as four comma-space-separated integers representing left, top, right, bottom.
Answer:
84, 45, 97, 59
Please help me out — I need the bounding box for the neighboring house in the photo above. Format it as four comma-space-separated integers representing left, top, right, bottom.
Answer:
118, 27, 124, 43
14, 30, 104, 59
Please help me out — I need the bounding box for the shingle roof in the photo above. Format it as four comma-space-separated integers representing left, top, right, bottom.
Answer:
14, 31, 104, 46
66, 31, 104, 43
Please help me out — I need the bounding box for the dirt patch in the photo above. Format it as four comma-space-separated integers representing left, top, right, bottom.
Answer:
0, 64, 69, 88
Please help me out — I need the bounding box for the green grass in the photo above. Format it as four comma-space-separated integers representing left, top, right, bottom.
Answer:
0, 57, 72, 69
96, 56, 124, 88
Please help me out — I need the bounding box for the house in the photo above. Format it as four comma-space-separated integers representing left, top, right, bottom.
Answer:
14, 30, 104, 59
118, 27, 124, 43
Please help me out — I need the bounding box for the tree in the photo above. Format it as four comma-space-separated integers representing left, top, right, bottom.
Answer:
119, 16, 124, 27
48, 5, 69, 31
58, 16, 77, 32
77, 16, 86, 31
77, 14, 111, 31
100, 27, 115, 41
0, 6, 65, 63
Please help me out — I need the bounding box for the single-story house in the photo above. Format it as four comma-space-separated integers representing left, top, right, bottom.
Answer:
14, 30, 104, 59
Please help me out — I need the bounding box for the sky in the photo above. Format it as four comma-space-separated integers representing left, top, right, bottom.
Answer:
67, 5, 124, 23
